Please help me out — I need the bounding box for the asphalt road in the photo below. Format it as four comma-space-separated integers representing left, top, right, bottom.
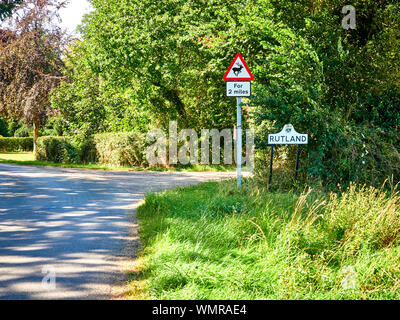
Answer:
0, 163, 236, 299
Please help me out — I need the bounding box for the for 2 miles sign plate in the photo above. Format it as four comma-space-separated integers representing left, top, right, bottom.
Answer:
226, 82, 251, 97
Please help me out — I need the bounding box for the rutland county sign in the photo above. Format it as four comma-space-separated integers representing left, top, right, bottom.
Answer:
267, 124, 308, 189
268, 124, 308, 145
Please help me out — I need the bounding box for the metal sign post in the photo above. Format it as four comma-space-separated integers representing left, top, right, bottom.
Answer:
268, 145, 274, 189
223, 53, 254, 188
295, 145, 301, 178
236, 97, 242, 187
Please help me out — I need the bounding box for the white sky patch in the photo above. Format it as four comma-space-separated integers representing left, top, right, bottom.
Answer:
58, 0, 92, 35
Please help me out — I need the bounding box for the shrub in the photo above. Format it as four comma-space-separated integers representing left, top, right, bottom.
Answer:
35, 136, 80, 163
14, 124, 31, 137
0, 118, 8, 137
0, 137, 33, 152
93, 132, 147, 167
35, 132, 148, 167
7, 120, 19, 137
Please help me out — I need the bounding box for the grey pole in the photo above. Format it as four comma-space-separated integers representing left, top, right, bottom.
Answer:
295, 145, 301, 178
237, 97, 242, 187
269, 145, 274, 191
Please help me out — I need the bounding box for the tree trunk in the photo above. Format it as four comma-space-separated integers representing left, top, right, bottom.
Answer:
33, 118, 39, 159
154, 83, 189, 127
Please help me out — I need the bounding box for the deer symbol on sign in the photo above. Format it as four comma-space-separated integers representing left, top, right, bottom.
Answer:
232, 63, 244, 77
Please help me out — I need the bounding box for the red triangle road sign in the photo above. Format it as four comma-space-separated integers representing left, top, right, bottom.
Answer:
223, 53, 254, 81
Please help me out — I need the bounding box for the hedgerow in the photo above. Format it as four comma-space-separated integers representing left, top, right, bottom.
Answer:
0, 137, 33, 152
36, 132, 148, 166
93, 132, 147, 167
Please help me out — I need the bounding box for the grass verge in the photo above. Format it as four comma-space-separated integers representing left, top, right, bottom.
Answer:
0, 153, 235, 172
0, 152, 35, 161
128, 179, 400, 300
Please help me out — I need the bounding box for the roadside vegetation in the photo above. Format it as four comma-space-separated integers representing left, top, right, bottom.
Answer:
0, 153, 234, 172
1, 0, 399, 187
129, 179, 400, 300
1, 0, 400, 301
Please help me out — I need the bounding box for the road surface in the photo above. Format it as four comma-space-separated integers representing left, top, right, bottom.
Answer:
0, 163, 237, 299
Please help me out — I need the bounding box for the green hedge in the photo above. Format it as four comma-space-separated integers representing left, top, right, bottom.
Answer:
35, 136, 80, 163
0, 137, 33, 152
93, 132, 146, 167
36, 132, 147, 166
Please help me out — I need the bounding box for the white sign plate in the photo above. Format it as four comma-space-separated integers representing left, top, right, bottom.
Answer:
268, 124, 308, 145
226, 81, 251, 97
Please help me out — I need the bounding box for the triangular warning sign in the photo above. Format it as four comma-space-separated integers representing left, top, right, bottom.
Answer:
223, 53, 254, 81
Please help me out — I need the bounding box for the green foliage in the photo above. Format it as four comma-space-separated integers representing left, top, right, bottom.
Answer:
0, 118, 8, 137
7, 120, 20, 137
50, 42, 152, 138
251, 0, 400, 188
13, 123, 31, 137
72, 0, 274, 131
93, 132, 147, 167
0, 137, 33, 152
36, 132, 148, 166
0, 0, 23, 21
248, 7, 325, 148
35, 136, 82, 163
132, 179, 400, 300
48, 0, 400, 187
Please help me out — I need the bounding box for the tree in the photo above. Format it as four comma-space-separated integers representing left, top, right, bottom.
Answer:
0, 0, 24, 20
252, 0, 400, 187
50, 41, 152, 139
59, 0, 298, 132
49, 0, 400, 186
0, 0, 67, 154
78, 0, 256, 131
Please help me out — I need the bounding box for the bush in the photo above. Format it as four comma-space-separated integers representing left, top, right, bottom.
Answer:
14, 124, 31, 137
312, 123, 400, 188
35, 136, 80, 163
36, 132, 148, 167
252, 60, 400, 190
0, 118, 8, 137
7, 120, 19, 137
0, 137, 33, 152
93, 132, 147, 167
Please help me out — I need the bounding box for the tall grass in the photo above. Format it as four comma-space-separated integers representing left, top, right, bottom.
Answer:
129, 180, 400, 300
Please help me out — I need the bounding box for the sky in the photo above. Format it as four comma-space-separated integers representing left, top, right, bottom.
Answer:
58, 0, 92, 35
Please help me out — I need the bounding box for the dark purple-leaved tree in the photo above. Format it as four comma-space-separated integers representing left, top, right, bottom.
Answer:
0, 0, 67, 154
